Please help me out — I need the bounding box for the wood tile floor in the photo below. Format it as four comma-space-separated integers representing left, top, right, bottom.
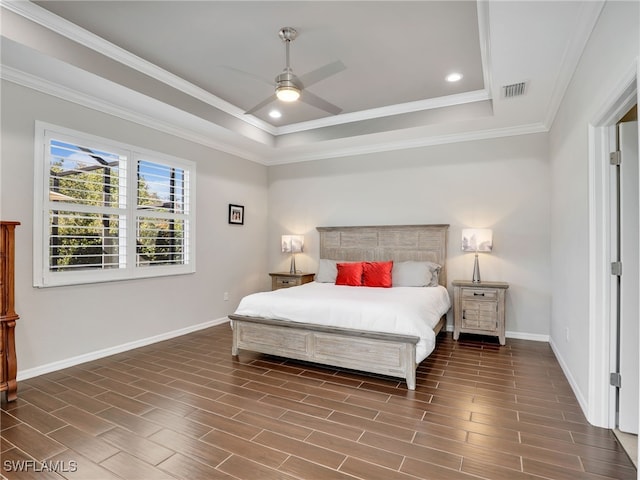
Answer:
1, 323, 637, 479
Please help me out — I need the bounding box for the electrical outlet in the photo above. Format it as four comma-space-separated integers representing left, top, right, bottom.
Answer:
565, 327, 569, 342
223, 292, 229, 301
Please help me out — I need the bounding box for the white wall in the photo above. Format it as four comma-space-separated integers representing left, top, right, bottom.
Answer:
549, 0, 639, 421
0, 81, 269, 375
268, 133, 551, 337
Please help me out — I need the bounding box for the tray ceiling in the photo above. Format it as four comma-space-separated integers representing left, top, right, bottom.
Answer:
1, 1, 604, 164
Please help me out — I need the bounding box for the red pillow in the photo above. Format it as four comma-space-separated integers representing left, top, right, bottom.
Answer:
335, 262, 364, 286
363, 261, 393, 288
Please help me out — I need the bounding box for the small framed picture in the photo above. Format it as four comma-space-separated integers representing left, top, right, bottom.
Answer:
228, 204, 244, 225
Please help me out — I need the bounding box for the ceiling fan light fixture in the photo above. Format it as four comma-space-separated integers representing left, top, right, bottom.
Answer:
244, 26, 343, 116
276, 85, 301, 102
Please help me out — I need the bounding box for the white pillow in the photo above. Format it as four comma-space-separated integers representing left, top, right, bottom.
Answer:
392, 261, 441, 287
315, 259, 338, 283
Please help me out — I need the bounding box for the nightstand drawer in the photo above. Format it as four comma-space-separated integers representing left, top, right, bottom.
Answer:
462, 288, 498, 300
269, 272, 315, 291
275, 277, 302, 288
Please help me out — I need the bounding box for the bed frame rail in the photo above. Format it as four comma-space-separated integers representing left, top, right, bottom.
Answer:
229, 314, 420, 389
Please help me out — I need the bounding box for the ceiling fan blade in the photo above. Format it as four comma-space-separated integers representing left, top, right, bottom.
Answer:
219, 65, 273, 87
245, 94, 277, 115
298, 60, 346, 88
301, 90, 342, 115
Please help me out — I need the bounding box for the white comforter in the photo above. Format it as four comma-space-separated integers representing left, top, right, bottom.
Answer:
233, 282, 451, 363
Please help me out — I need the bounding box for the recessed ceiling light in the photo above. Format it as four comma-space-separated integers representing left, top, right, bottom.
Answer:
269, 110, 282, 119
446, 73, 463, 82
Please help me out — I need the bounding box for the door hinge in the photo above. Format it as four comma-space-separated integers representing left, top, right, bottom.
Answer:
611, 261, 622, 276
610, 372, 622, 388
610, 151, 621, 165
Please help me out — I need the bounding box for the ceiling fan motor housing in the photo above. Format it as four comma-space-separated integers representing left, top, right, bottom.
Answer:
276, 70, 302, 89
275, 70, 301, 101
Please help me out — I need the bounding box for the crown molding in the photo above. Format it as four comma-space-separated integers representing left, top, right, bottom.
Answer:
0, 65, 269, 165
544, 0, 605, 129
476, 0, 493, 97
274, 89, 491, 135
265, 122, 549, 166
1, 0, 278, 136
2, 63, 549, 167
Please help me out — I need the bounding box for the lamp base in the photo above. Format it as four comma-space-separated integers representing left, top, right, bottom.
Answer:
472, 253, 481, 283
289, 254, 296, 274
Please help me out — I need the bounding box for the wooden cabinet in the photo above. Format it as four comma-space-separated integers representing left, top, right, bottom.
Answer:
269, 272, 315, 291
1, 221, 20, 402
453, 280, 508, 345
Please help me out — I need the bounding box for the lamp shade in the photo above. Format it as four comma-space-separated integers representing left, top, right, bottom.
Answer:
281, 234, 304, 253
461, 229, 493, 252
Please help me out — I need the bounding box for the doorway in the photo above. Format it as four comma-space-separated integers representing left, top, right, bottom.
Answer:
611, 109, 638, 467
587, 70, 638, 473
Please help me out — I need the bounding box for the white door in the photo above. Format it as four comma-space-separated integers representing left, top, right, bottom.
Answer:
618, 120, 639, 434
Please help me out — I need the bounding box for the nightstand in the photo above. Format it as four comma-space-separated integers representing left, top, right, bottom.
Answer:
269, 272, 315, 290
452, 280, 509, 345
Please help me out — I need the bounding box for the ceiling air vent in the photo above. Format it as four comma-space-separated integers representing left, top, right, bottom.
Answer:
502, 82, 527, 98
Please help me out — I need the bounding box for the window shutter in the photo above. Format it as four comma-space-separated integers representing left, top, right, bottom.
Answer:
35, 123, 195, 287
47, 138, 127, 272
136, 159, 190, 267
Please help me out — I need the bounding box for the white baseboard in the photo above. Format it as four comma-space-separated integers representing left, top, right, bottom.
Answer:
17, 317, 230, 381
444, 323, 550, 342
505, 330, 550, 342
549, 336, 589, 419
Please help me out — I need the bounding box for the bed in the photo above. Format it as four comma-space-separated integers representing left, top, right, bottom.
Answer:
229, 224, 450, 390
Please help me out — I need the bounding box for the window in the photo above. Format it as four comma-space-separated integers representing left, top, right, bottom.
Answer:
34, 122, 195, 287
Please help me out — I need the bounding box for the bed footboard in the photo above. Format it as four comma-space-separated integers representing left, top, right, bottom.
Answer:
229, 314, 420, 390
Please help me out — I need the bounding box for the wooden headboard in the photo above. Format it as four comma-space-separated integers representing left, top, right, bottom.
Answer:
316, 224, 449, 287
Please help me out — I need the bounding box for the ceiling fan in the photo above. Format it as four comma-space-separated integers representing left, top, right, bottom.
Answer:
244, 27, 345, 116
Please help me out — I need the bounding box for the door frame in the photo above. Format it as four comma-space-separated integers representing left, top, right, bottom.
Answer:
587, 64, 637, 428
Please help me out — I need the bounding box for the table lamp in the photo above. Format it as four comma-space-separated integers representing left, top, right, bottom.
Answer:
461, 228, 493, 283
281, 234, 304, 274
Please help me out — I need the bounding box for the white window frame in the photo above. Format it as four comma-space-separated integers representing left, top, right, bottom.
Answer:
34, 122, 196, 287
